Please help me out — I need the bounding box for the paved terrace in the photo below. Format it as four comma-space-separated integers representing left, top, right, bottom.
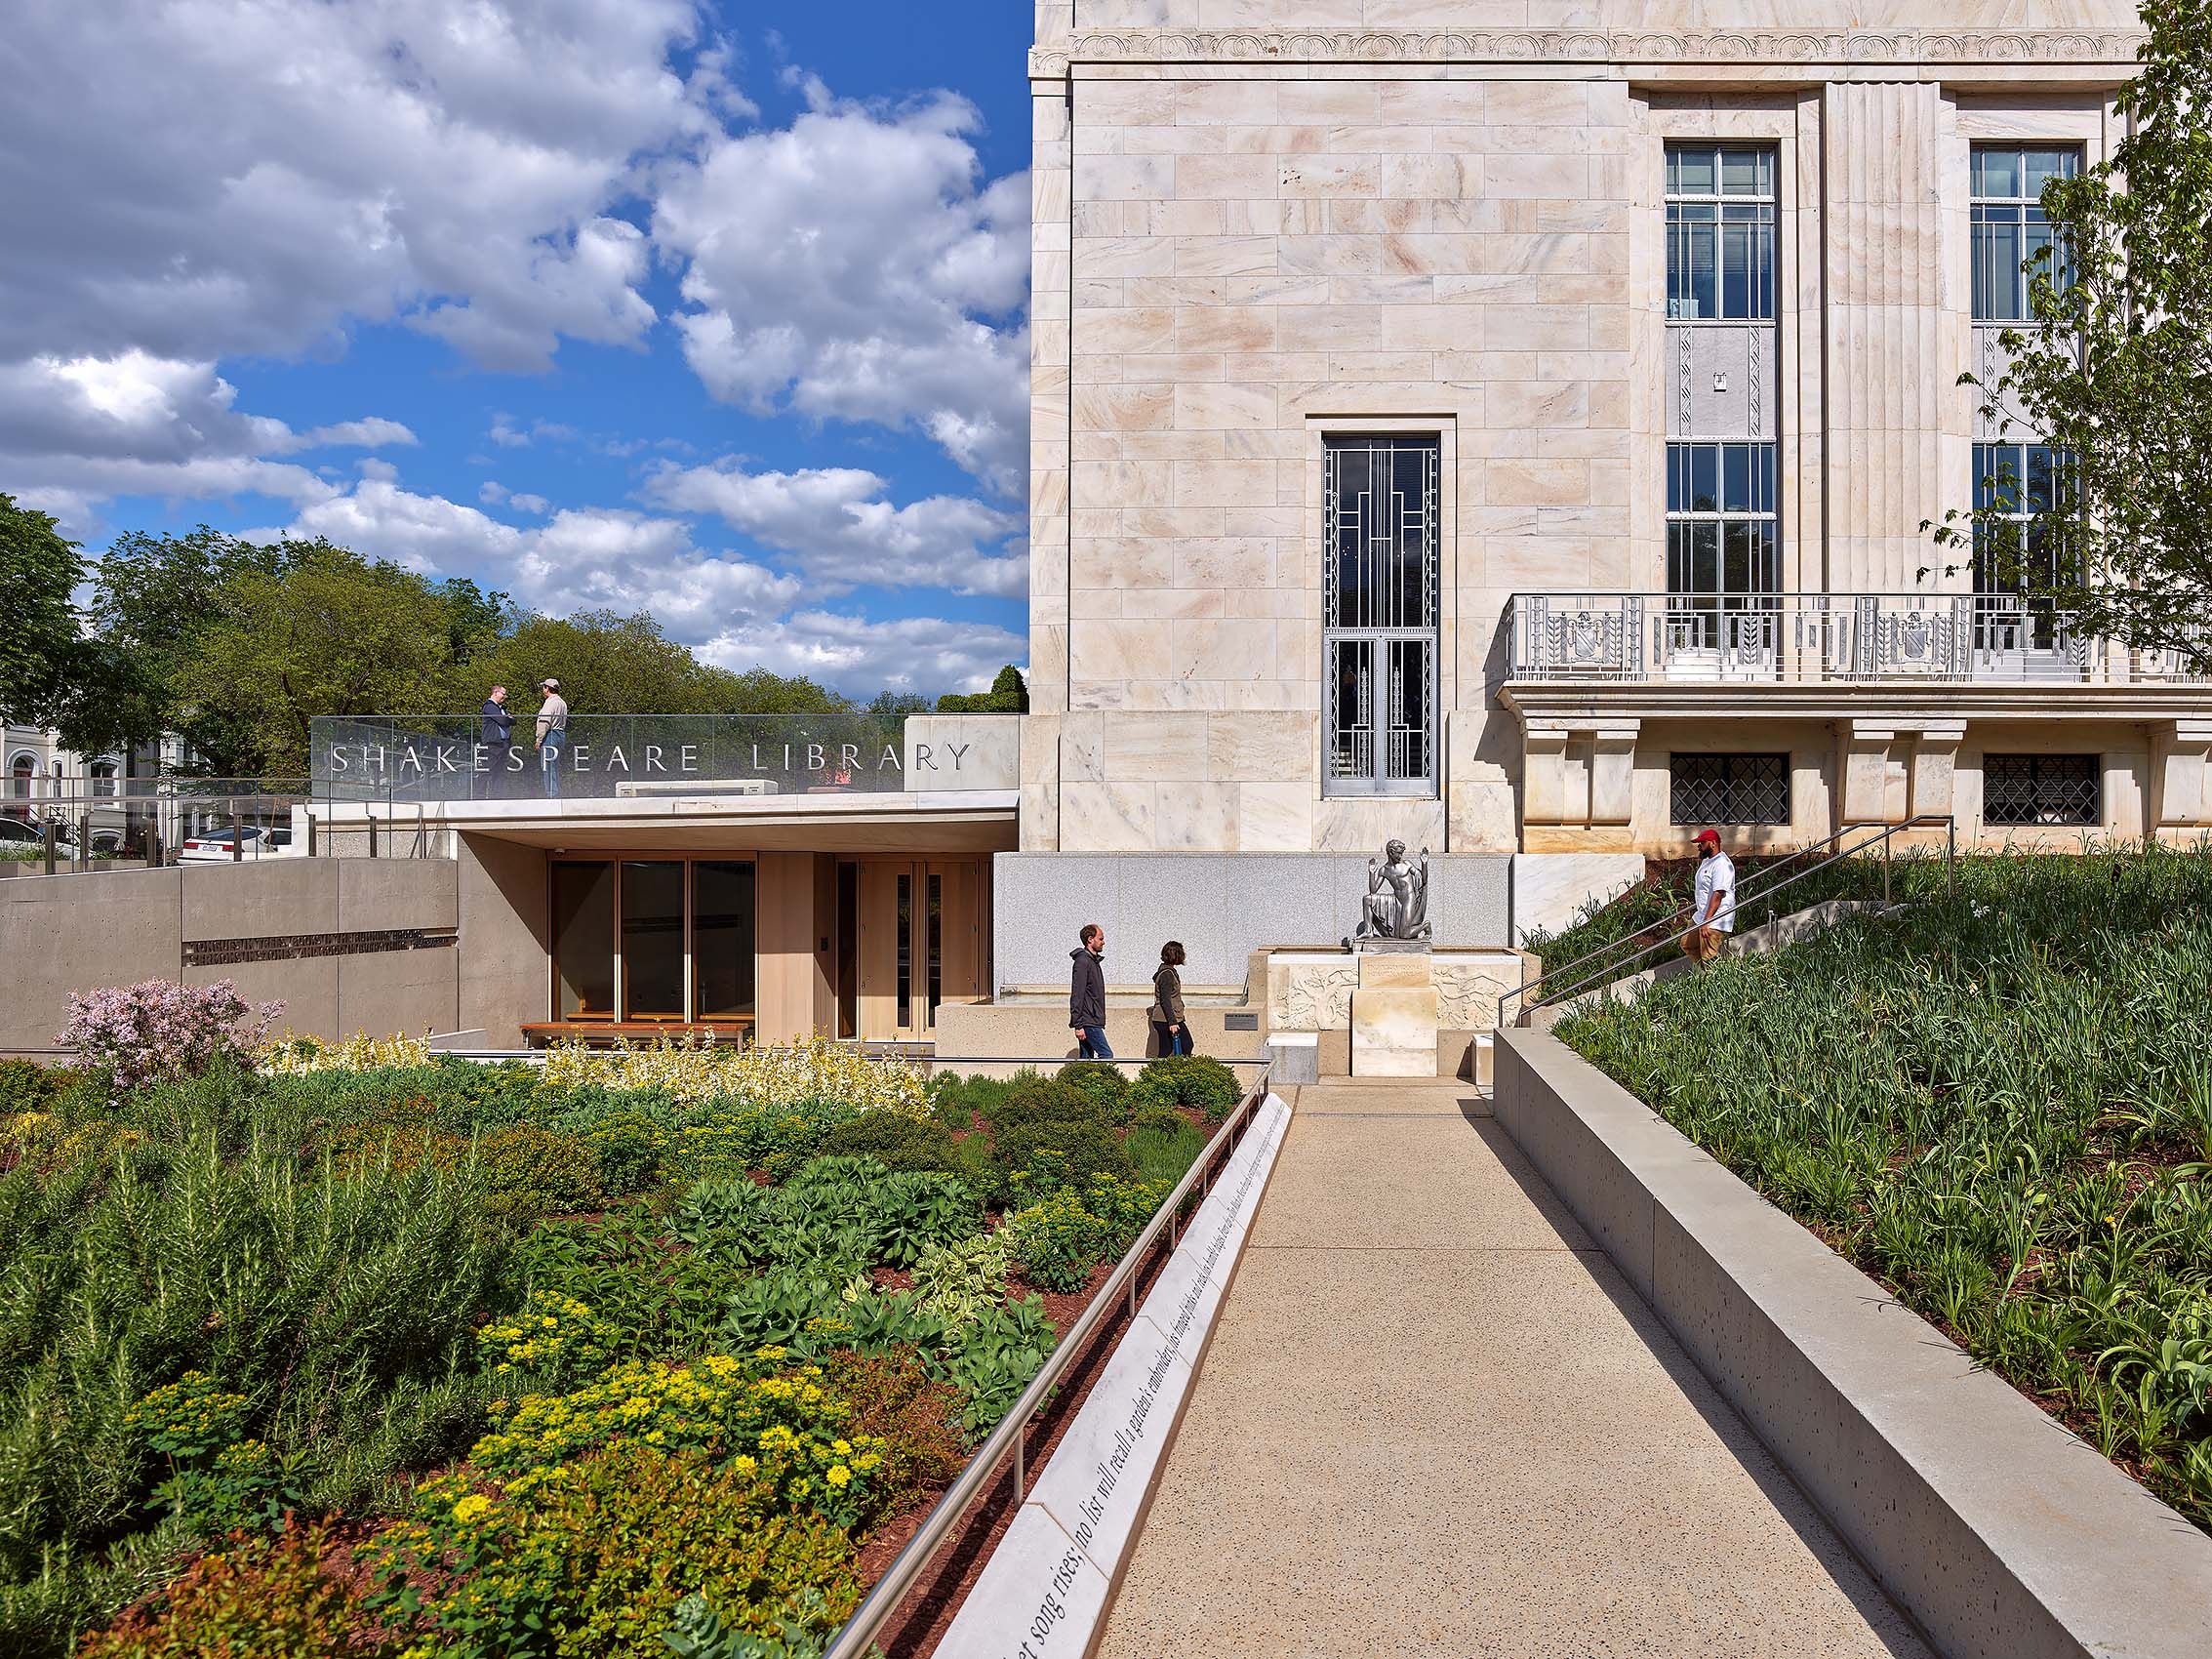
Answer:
1097, 1080, 1932, 1659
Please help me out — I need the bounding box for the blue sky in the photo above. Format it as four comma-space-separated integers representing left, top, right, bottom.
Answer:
0, 0, 1038, 697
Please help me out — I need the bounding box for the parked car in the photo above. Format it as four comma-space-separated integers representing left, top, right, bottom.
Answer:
178, 826, 297, 862
0, 817, 80, 855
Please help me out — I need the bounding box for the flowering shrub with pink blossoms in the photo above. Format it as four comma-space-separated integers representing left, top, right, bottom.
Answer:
59, 980, 284, 1091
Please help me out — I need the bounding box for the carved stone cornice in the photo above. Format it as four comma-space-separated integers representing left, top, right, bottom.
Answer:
1028, 28, 2146, 77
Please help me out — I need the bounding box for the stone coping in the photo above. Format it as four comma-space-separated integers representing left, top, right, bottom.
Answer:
935, 1096, 1293, 1657
1494, 1029, 2212, 1659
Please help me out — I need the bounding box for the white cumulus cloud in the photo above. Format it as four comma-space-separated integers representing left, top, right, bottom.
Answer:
654, 83, 1029, 495
642, 460, 1023, 596
699, 611, 1026, 698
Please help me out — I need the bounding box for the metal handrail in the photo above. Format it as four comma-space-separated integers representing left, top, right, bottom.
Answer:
1498, 815, 1955, 1029
428, 1048, 1272, 1068
821, 1065, 1273, 1659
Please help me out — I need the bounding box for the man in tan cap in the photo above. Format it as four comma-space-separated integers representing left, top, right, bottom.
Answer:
1682, 828, 1736, 963
535, 678, 569, 798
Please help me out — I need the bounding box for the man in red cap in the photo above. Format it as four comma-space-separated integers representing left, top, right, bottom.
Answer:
1683, 829, 1736, 963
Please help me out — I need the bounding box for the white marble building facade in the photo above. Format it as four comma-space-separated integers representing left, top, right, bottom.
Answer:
1019, 3, 2209, 860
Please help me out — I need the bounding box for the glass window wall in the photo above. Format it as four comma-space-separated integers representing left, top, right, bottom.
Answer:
1666, 144, 1776, 321
694, 861, 756, 1026
1972, 146, 2078, 321
551, 861, 617, 1021
620, 860, 686, 1020
550, 857, 757, 1028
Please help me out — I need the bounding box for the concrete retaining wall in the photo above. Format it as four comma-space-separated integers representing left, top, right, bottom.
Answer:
0, 860, 463, 1055
1493, 1028, 2212, 1659
991, 852, 1510, 989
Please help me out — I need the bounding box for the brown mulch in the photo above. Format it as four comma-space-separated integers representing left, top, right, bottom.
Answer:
851, 1239, 1182, 1659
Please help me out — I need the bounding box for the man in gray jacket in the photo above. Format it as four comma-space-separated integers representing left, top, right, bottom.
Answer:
1069, 923, 1110, 1059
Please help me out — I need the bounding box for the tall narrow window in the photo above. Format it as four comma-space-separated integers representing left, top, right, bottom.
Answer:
1323, 435, 1439, 796
693, 860, 755, 1027
1973, 441, 2076, 653
1666, 145, 1775, 321
895, 870, 912, 1032
1666, 144, 1780, 660
620, 861, 685, 1020
835, 860, 858, 1040
550, 861, 616, 1021
1972, 146, 2077, 322
1665, 441, 1780, 648
926, 871, 944, 1029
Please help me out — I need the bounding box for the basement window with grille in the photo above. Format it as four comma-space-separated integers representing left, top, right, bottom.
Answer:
1983, 753, 2100, 827
1323, 435, 1439, 797
1669, 752, 1789, 827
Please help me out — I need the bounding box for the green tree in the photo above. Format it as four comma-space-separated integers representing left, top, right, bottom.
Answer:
473, 611, 847, 718
1929, 0, 2212, 667
56, 527, 285, 771
0, 493, 84, 725
176, 541, 473, 775
935, 665, 1027, 713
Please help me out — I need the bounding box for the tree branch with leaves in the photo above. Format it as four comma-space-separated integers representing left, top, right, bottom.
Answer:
1929, 0, 2212, 670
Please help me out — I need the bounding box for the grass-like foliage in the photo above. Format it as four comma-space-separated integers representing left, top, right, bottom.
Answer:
1557, 843, 2212, 1529
0, 1066, 501, 1645
1, 1034, 1219, 1655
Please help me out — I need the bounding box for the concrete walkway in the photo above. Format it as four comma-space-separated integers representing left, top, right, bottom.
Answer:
1095, 1080, 1933, 1659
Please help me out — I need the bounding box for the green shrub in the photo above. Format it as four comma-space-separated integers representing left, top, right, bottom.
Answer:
1001, 1189, 1111, 1293
375, 1442, 860, 1659
0, 1060, 64, 1115
516, 1210, 753, 1362
1053, 1062, 1132, 1122
993, 1116, 1134, 1200
979, 1077, 1093, 1137
1128, 1103, 1188, 1135
474, 1123, 604, 1220
671, 1098, 863, 1186
819, 1350, 966, 1511
75, 1524, 383, 1659
819, 1110, 965, 1177
1130, 1054, 1240, 1123
869, 1172, 982, 1268
579, 1108, 671, 1196
926, 1070, 1037, 1132
936, 1296, 1056, 1441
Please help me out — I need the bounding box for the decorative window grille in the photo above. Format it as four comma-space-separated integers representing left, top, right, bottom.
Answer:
1323, 436, 1439, 797
1983, 754, 2100, 827
1665, 441, 1780, 650
1669, 752, 1790, 827
1971, 146, 2078, 322
1666, 145, 1776, 321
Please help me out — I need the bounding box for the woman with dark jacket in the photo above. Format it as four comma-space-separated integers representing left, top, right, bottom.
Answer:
1149, 941, 1192, 1056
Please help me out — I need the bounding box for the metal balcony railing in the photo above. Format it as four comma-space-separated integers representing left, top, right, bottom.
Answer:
1506, 592, 2207, 685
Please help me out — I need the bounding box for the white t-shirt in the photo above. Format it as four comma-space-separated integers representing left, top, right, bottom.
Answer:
1693, 850, 1737, 933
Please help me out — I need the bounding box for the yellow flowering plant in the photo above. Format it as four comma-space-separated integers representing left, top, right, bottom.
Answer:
473, 1291, 616, 1388
458, 1353, 887, 1529
541, 1032, 926, 1116
258, 1030, 434, 1073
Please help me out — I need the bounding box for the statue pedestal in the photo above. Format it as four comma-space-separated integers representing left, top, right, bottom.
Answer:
1350, 951, 1438, 1077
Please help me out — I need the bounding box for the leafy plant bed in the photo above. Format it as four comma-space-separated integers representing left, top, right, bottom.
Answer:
845, 1241, 1182, 1659
0, 1025, 1242, 1658
1526, 845, 1952, 984
1555, 844, 2212, 1531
